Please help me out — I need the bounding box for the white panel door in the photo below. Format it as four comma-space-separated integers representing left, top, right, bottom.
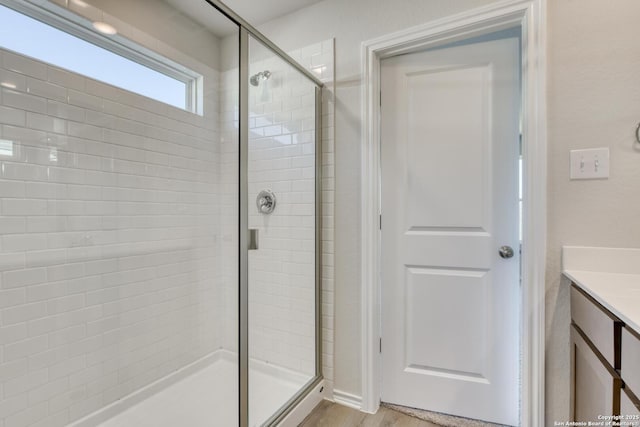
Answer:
380, 37, 520, 426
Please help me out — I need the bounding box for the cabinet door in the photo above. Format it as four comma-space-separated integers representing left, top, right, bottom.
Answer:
622, 326, 640, 394
621, 388, 640, 417
571, 285, 621, 369
571, 325, 621, 421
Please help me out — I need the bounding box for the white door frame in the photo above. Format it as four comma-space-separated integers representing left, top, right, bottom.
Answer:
359, 1, 547, 426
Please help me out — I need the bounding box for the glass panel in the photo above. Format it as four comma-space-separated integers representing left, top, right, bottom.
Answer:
247, 35, 318, 426
0, 0, 239, 426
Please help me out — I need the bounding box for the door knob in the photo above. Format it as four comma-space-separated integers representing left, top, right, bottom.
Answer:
498, 245, 514, 259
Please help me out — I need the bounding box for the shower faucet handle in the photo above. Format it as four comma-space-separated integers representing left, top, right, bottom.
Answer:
256, 190, 276, 215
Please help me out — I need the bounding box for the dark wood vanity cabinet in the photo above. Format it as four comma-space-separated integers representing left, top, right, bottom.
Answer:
571, 325, 621, 420
571, 284, 640, 422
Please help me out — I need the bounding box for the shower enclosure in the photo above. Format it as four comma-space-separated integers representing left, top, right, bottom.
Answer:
0, 0, 323, 426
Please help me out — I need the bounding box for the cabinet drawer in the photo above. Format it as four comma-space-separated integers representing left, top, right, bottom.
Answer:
571, 284, 621, 368
571, 325, 621, 421
621, 387, 640, 417
622, 326, 640, 394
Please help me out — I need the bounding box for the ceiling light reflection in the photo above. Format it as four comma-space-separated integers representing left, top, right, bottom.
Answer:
92, 21, 117, 35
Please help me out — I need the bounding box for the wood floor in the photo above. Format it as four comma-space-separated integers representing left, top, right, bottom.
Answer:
299, 400, 440, 427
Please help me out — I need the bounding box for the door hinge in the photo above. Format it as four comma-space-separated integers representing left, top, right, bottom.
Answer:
379, 91, 382, 106
379, 337, 382, 353
379, 214, 382, 230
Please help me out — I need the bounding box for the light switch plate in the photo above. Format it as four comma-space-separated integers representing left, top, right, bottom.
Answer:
570, 148, 610, 180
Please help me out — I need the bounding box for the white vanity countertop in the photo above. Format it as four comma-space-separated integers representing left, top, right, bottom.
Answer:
563, 246, 640, 333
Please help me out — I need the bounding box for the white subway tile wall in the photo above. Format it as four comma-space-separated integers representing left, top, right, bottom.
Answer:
0, 41, 230, 426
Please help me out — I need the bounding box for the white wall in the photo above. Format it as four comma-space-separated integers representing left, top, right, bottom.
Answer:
255, 0, 640, 423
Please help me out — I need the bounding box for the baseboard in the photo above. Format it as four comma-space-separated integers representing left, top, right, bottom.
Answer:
332, 389, 363, 410
278, 379, 328, 427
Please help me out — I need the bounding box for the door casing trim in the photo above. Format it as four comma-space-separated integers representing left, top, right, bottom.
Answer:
360, 1, 547, 425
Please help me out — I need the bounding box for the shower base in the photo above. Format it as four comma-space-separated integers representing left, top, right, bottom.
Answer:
70, 351, 310, 427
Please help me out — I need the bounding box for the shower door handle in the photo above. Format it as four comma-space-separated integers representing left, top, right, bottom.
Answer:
248, 229, 259, 250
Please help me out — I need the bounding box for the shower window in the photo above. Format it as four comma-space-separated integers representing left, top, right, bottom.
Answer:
0, 2, 200, 112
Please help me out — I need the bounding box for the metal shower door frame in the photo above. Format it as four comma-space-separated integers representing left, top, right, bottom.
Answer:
203, 2, 324, 426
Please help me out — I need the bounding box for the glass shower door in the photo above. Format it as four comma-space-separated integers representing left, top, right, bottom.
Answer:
245, 34, 320, 426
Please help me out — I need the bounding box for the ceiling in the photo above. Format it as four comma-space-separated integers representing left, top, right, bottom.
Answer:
223, 0, 323, 27
164, 0, 324, 37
